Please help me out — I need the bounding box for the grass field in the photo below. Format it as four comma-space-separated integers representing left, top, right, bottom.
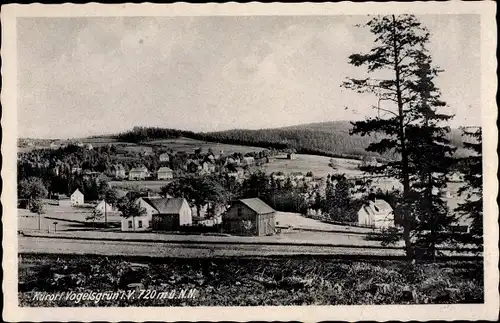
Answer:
18, 204, 122, 232
262, 154, 360, 177
18, 254, 484, 306
148, 137, 267, 155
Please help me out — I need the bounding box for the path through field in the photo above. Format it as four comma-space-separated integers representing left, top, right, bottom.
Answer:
19, 236, 404, 258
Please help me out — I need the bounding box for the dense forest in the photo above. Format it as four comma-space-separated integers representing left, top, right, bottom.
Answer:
113, 122, 466, 161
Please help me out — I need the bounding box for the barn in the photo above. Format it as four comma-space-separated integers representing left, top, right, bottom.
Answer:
145, 197, 192, 231
357, 199, 394, 229
223, 198, 276, 236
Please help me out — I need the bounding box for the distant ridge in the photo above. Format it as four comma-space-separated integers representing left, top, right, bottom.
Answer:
22, 121, 470, 160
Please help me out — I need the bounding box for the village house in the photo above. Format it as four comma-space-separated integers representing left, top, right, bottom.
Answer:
121, 197, 192, 232
287, 153, 297, 160
357, 199, 394, 229
157, 166, 174, 180
129, 166, 149, 180
111, 164, 126, 179
70, 189, 84, 206
120, 197, 154, 232
223, 198, 276, 236
94, 200, 120, 214
85, 143, 93, 150
159, 153, 170, 162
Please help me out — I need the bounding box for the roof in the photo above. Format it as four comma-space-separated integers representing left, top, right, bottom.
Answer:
115, 189, 128, 198
142, 197, 186, 214
72, 189, 83, 196
157, 167, 173, 173
372, 199, 392, 212
361, 199, 392, 215
238, 198, 275, 214
130, 166, 148, 172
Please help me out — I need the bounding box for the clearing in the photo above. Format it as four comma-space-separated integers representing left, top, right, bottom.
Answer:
147, 137, 266, 155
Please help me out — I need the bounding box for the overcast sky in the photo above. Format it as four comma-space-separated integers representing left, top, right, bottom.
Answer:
17, 14, 480, 139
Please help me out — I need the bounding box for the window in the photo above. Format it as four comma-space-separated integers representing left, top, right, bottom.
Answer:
128, 220, 133, 229
138, 220, 143, 228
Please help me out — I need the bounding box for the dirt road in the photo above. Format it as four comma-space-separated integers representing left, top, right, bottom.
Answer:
19, 236, 405, 258
19, 236, 477, 259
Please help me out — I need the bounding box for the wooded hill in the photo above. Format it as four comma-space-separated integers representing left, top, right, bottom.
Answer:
113, 121, 468, 161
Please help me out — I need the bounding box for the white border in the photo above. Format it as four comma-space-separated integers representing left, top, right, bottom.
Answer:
2, 2, 498, 322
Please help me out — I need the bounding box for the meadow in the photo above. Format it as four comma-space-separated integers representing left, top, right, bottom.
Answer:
148, 137, 266, 155
19, 254, 484, 306
262, 154, 362, 177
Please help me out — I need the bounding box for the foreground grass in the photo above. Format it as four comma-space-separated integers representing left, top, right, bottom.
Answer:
19, 254, 483, 306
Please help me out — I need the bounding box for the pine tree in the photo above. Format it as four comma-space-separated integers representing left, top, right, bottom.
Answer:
404, 48, 456, 260
331, 174, 353, 222
342, 15, 453, 259
455, 127, 482, 248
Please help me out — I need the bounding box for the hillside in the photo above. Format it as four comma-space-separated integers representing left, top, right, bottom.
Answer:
199, 121, 389, 160
199, 121, 467, 160
105, 121, 469, 161
22, 121, 470, 161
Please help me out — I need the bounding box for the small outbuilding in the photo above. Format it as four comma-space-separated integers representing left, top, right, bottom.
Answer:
223, 198, 276, 236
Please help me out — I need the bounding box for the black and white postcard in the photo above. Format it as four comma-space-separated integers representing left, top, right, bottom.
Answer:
1, 2, 498, 321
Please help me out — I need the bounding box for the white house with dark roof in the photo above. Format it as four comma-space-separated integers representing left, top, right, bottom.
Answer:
121, 197, 192, 232
129, 166, 149, 180
357, 199, 394, 229
70, 189, 84, 206
157, 167, 173, 180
